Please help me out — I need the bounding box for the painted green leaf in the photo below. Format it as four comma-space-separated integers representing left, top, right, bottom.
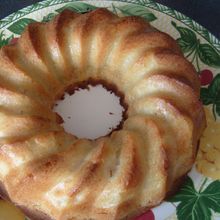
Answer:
209, 74, 220, 98
207, 73, 220, 117
169, 177, 196, 203
198, 43, 220, 67
202, 181, 220, 212
42, 13, 57, 22
169, 177, 220, 220
214, 84, 220, 117
8, 18, 36, 35
171, 21, 197, 53
117, 5, 157, 22
216, 100, 220, 117
200, 88, 213, 105
171, 21, 197, 43
56, 2, 97, 14
0, 31, 13, 48
176, 198, 211, 220
200, 74, 220, 118
177, 38, 196, 54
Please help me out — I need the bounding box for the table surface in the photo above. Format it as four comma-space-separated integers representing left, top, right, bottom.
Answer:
0, 0, 220, 40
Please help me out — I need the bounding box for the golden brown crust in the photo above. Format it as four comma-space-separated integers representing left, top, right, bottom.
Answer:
0, 8, 206, 220
17, 205, 54, 220
0, 181, 10, 201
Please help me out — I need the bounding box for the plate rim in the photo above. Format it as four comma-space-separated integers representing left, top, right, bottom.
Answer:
0, 0, 220, 52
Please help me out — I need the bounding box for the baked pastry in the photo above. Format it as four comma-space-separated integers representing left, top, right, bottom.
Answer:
0, 8, 206, 220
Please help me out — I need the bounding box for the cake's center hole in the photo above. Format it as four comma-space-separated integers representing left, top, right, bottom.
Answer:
54, 84, 125, 140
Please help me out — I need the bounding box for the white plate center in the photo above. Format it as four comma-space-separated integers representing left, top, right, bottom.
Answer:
54, 85, 125, 140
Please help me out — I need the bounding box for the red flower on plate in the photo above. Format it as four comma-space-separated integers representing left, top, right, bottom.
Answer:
200, 69, 214, 86
134, 210, 155, 220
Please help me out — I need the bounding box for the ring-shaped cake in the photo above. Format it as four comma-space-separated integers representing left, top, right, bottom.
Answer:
0, 9, 206, 220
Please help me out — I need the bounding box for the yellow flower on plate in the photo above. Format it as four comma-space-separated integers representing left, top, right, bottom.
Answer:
196, 106, 220, 179
0, 200, 25, 220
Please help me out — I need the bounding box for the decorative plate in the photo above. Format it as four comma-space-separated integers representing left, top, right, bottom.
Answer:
0, 0, 220, 220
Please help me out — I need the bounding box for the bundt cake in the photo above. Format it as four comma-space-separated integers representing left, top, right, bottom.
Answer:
0, 8, 206, 220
